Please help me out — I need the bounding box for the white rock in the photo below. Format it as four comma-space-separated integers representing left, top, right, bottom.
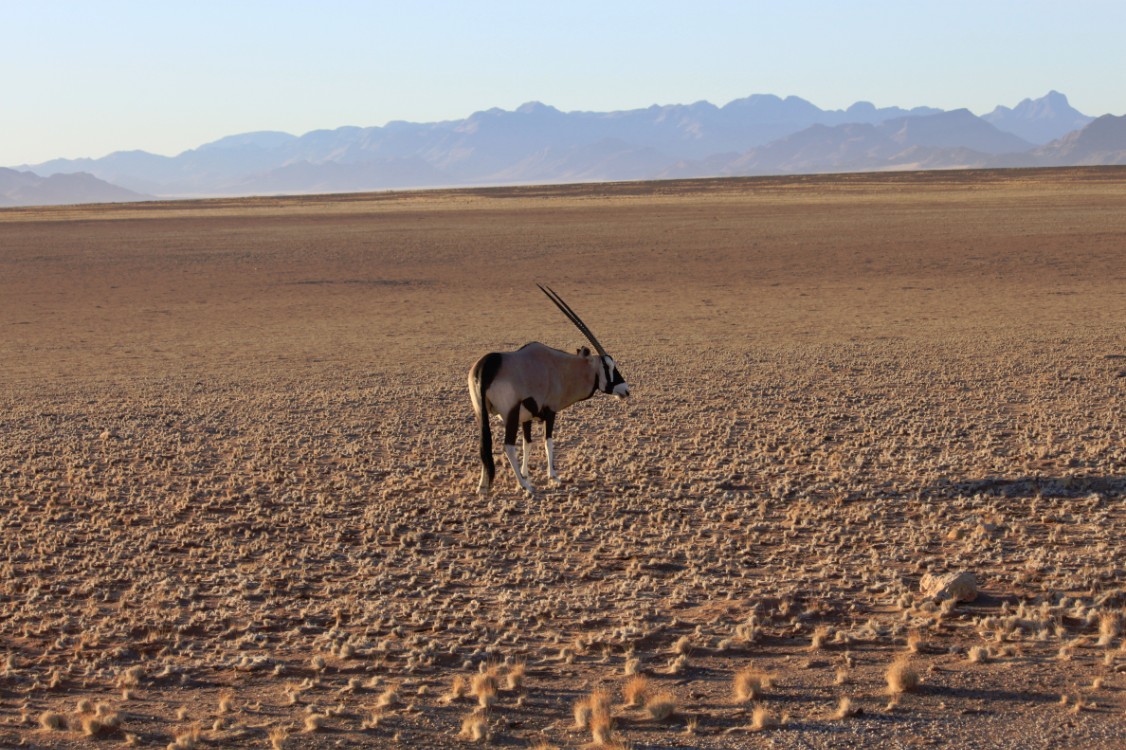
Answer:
921, 571, 978, 603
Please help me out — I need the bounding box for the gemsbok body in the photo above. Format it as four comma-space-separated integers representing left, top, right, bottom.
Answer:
468, 285, 630, 495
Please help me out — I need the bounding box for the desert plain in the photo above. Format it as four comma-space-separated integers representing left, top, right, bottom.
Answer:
1, 168, 1124, 749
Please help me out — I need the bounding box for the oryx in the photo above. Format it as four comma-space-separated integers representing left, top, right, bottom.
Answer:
468, 285, 630, 495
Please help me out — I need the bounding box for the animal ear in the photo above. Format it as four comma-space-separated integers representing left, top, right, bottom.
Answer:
577, 346, 591, 356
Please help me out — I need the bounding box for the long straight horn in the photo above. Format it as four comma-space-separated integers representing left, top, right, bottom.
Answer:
537, 284, 608, 357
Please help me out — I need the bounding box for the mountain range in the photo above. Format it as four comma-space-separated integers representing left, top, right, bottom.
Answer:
5, 91, 1126, 207
0, 168, 148, 207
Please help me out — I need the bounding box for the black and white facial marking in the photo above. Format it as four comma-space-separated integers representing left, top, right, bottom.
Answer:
600, 355, 630, 398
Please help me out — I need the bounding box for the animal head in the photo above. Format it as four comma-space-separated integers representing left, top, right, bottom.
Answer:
540, 284, 630, 399
597, 354, 630, 399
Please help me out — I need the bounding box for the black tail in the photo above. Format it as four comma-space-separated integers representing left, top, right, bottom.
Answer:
474, 353, 502, 485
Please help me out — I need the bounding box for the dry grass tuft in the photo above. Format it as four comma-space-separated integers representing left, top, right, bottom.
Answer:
79, 707, 121, 737
376, 685, 398, 709
575, 688, 614, 745
886, 656, 920, 695
810, 625, 832, 651
573, 696, 593, 730
832, 696, 859, 720
623, 674, 650, 708
168, 724, 202, 750
268, 726, 289, 750
471, 669, 499, 709
644, 691, 677, 721
444, 674, 469, 704
218, 688, 235, 713
733, 665, 772, 702
302, 713, 328, 733
749, 704, 779, 732
590, 710, 615, 746
1098, 611, 1121, 647
907, 630, 924, 654
38, 711, 68, 732
458, 710, 489, 742
505, 661, 527, 691
574, 687, 612, 730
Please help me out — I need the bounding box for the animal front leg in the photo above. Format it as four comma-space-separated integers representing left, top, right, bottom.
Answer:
505, 408, 534, 493
543, 410, 560, 483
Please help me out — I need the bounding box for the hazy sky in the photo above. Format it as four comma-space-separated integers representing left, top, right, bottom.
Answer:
4, 1, 1124, 166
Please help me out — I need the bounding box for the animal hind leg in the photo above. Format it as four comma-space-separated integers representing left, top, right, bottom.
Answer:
504, 407, 534, 493
543, 410, 560, 483
521, 420, 532, 479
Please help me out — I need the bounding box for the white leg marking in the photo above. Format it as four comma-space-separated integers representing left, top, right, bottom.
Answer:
520, 433, 531, 479
478, 466, 491, 496
504, 444, 534, 493
545, 437, 560, 483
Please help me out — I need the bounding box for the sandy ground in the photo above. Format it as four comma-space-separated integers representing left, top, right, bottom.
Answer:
1, 168, 1124, 749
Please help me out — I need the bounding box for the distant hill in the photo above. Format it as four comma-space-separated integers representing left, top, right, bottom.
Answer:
0, 168, 149, 207
1034, 114, 1126, 165
8, 92, 1123, 202
983, 91, 1093, 144
664, 111, 1039, 177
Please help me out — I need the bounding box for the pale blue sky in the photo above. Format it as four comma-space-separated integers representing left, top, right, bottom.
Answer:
3, 1, 1123, 166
